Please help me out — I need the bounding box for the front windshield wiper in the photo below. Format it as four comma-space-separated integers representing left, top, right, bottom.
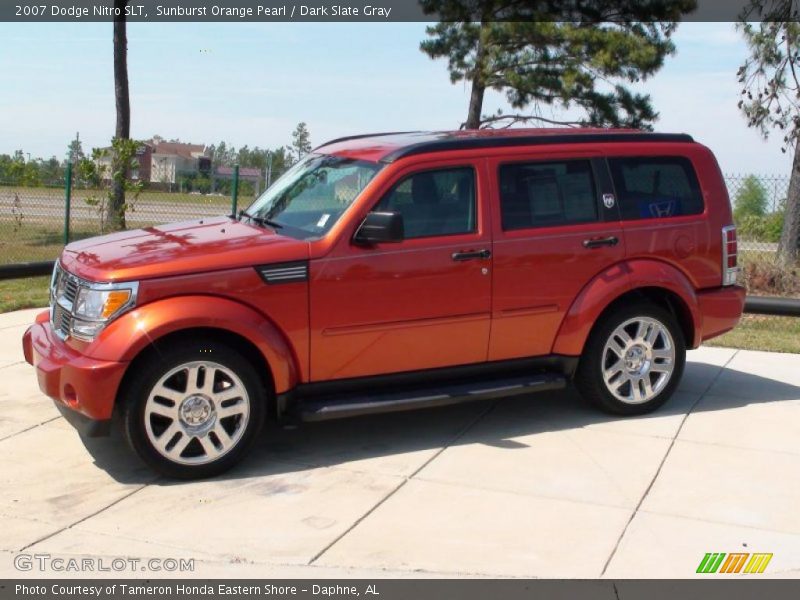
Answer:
238, 209, 283, 230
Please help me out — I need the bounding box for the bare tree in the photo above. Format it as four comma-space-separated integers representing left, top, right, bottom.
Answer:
738, 18, 800, 264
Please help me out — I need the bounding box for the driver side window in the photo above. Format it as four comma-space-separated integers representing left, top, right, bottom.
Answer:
374, 167, 476, 239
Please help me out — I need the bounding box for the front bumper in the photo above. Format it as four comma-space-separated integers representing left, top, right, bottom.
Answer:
22, 311, 127, 436
697, 284, 747, 344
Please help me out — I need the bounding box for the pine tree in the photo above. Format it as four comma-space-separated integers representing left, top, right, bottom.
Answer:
419, 0, 695, 130
291, 122, 312, 161
66, 137, 84, 166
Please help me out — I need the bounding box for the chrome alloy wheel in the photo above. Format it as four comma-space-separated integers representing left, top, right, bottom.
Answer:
144, 361, 250, 465
601, 316, 676, 405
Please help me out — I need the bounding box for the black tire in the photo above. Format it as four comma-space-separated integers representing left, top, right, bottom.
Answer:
575, 302, 686, 416
122, 340, 266, 479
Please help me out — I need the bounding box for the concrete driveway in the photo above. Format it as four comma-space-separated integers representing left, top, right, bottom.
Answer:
1, 307, 799, 579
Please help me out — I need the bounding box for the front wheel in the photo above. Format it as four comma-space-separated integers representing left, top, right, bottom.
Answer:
122, 341, 266, 479
575, 303, 686, 415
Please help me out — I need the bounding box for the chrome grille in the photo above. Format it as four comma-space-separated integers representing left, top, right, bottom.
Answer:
50, 264, 80, 339
52, 303, 73, 338
64, 277, 79, 304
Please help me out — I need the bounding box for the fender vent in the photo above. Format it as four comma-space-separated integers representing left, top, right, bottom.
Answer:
256, 261, 309, 285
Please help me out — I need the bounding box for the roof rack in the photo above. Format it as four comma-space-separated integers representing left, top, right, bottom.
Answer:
380, 132, 695, 163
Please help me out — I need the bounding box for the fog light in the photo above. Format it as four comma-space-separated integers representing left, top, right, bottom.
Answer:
70, 318, 105, 341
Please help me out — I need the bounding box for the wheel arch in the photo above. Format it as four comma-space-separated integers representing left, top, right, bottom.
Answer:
552, 259, 702, 356
115, 326, 278, 418
86, 295, 301, 415
588, 287, 695, 348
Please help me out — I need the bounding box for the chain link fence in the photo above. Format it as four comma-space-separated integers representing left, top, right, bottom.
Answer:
724, 173, 789, 258
0, 170, 795, 265
0, 174, 257, 266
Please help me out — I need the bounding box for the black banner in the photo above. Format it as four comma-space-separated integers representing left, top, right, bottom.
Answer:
2, 0, 799, 23
3, 580, 800, 600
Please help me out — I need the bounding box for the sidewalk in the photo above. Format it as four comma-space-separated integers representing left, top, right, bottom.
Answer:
1, 308, 799, 578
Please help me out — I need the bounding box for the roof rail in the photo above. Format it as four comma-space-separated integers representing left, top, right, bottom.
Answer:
313, 131, 422, 151
380, 132, 695, 163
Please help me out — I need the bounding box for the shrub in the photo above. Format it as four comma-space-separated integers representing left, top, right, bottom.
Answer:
741, 256, 800, 297
736, 212, 785, 243
733, 175, 768, 220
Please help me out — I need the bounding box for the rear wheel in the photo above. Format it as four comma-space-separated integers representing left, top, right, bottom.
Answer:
122, 341, 266, 479
575, 303, 685, 415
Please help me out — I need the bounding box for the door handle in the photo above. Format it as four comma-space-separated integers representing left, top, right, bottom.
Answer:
452, 249, 491, 262
582, 236, 619, 249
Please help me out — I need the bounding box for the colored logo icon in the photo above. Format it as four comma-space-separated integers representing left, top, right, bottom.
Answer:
696, 552, 773, 574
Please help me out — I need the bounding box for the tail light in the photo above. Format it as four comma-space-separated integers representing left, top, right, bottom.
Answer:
722, 225, 738, 286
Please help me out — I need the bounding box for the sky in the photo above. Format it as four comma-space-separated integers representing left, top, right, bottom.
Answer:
0, 21, 791, 174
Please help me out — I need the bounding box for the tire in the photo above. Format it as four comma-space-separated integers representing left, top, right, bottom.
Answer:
122, 340, 266, 479
575, 302, 686, 416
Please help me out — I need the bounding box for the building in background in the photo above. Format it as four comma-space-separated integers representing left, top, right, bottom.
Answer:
94, 138, 211, 188
150, 141, 211, 186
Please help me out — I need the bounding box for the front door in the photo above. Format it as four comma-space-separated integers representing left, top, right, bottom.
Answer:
310, 160, 492, 381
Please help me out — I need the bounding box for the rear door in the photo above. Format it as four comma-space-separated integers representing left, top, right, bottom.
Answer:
606, 152, 714, 288
487, 153, 625, 360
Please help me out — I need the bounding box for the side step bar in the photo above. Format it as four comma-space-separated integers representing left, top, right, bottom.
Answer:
300, 372, 566, 422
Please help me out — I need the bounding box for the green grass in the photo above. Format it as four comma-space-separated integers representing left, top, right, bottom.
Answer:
0, 221, 102, 264
704, 314, 800, 354
0, 276, 49, 313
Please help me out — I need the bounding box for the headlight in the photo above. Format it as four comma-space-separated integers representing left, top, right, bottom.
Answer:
69, 280, 138, 341
74, 288, 133, 320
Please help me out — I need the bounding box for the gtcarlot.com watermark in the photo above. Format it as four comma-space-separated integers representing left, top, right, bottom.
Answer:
14, 552, 195, 573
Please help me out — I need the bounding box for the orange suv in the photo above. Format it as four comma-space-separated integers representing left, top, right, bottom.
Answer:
23, 129, 745, 478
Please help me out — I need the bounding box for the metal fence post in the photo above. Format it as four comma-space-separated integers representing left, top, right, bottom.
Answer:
63, 162, 72, 245
231, 164, 240, 216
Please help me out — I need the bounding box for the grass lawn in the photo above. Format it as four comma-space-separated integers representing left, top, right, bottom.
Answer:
0, 221, 102, 264
0, 276, 49, 313
704, 314, 800, 354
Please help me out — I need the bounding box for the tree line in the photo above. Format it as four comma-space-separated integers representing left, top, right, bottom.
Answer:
0, 121, 314, 195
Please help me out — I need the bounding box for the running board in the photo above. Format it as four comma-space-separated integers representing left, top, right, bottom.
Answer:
300, 372, 566, 422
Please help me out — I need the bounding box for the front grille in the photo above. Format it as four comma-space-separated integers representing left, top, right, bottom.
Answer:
64, 277, 79, 304
52, 303, 73, 338
50, 264, 80, 339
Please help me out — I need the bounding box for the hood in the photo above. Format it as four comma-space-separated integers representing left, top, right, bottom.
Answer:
60, 217, 310, 282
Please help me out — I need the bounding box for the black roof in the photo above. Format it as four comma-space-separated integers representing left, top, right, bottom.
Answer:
380, 132, 695, 163
315, 130, 696, 163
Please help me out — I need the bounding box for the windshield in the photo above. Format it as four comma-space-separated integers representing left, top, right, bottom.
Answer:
244, 154, 382, 239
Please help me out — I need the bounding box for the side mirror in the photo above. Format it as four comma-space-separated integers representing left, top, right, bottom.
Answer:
354, 211, 404, 245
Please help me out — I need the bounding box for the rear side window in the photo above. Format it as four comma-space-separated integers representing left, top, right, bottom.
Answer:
499, 160, 598, 230
608, 156, 704, 220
